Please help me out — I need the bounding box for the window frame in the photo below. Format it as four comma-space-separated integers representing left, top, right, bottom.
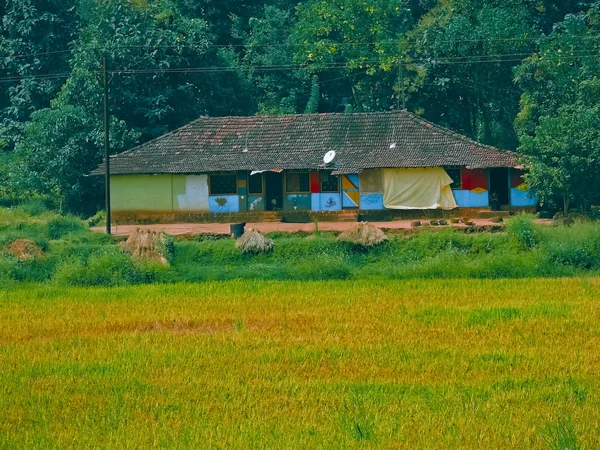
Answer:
208, 173, 238, 196
445, 167, 462, 190
285, 171, 311, 194
247, 172, 264, 195
320, 172, 340, 193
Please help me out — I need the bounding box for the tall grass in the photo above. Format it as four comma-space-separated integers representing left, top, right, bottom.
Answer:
2, 206, 600, 286
0, 279, 598, 448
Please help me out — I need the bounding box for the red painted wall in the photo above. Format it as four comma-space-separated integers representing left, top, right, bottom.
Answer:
310, 172, 320, 193
461, 168, 488, 191
511, 169, 526, 188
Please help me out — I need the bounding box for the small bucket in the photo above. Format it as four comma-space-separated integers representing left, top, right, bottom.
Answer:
230, 222, 246, 239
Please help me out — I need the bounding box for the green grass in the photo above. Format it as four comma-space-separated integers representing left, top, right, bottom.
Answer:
2, 207, 600, 285
0, 279, 599, 448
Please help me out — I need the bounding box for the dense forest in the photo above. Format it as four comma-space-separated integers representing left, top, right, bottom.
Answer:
1, 0, 600, 214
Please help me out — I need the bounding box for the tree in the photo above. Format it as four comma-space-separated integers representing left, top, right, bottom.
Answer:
0, 0, 77, 149
408, 0, 545, 148
237, 6, 312, 115
515, 3, 600, 211
14, 0, 249, 211
293, 0, 420, 112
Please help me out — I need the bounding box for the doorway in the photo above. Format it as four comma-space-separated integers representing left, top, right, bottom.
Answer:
489, 168, 510, 208
265, 172, 283, 211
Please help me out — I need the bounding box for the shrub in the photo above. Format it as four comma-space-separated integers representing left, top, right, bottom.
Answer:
86, 210, 106, 227
507, 214, 539, 250
236, 229, 274, 254
53, 249, 158, 287
337, 222, 387, 247
18, 199, 49, 216
46, 216, 86, 239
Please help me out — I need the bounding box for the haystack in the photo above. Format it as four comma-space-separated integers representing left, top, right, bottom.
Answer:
337, 222, 387, 247
7, 239, 43, 260
120, 229, 172, 264
236, 229, 274, 254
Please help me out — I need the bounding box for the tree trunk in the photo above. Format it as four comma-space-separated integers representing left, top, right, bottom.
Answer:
563, 196, 570, 215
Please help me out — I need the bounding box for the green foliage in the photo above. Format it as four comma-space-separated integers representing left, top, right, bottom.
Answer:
507, 214, 540, 250
46, 216, 86, 240
53, 249, 156, 287
541, 417, 582, 450
515, 4, 600, 211
2, 0, 599, 213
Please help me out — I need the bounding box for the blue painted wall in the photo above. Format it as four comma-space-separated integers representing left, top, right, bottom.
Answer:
284, 194, 311, 211
209, 195, 240, 213
360, 193, 385, 210
510, 188, 537, 207
311, 193, 342, 211
453, 190, 489, 208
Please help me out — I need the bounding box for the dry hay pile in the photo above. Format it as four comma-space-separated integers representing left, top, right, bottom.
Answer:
120, 229, 172, 264
337, 222, 388, 247
7, 239, 43, 260
236, 229, 274, 254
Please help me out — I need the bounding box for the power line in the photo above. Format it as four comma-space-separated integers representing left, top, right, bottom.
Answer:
0, 50, 598, 84
2, 33, 600, 59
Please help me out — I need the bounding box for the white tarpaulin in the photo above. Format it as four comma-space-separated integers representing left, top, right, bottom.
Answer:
382, 168, 458, 210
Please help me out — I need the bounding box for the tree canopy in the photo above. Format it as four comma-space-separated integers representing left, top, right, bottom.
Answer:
0, 0, 597, 213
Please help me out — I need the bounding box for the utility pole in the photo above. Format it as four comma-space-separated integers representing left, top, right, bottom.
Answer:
103, 55, 111, 235
398, 58, 406, 110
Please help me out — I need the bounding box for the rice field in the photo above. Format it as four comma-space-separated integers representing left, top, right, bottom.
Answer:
1, 279, 599, 449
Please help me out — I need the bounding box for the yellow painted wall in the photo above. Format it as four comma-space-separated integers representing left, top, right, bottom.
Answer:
111, 175, 173, 213
111, 174, 211, 213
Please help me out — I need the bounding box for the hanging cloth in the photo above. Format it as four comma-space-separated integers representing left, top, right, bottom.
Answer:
382, 168, 458, 210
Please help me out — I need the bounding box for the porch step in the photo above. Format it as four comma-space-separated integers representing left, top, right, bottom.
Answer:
259, 212, 282, 223
337, 212, 358, 222
478, 210, 511, 219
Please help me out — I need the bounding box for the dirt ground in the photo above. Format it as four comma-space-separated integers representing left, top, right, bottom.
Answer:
92, 219, 507, 237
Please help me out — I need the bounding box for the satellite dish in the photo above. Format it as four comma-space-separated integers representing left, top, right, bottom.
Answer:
323, 150, 336, 164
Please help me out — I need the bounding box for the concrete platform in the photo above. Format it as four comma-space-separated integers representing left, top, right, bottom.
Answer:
93, 219, 504, 237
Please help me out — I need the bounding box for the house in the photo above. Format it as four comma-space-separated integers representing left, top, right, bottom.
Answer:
93, 110, 536, 222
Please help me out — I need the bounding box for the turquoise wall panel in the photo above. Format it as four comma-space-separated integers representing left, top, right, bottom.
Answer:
510, 189, 537, 207
360, 194, 385, 210
311, 193, 342, 211
284, 194, 311, 211
453, 190, 489, 208
247, 195, 265, 211
209, 195, 240, 213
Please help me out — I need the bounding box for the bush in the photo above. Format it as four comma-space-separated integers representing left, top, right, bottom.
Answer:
53, 248, 160, 287
236, 229, 274, 254
507, 214, 540, 250
86, 210, 106, 227
46, 216, 86, 239
18, 199, 50, 216
337, 222, 388, 247
540, 221, 600, 269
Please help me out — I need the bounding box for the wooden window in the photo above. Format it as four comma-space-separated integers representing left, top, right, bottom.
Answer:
285, 172, 310, 193
248, 173, 263, 194
320, 172, 340, 192
209, 174, 237, 195
446, 168, 462, 190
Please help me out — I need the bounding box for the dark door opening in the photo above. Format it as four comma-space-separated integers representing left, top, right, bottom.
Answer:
489, 168, 510, 208
265, 172, 284, 211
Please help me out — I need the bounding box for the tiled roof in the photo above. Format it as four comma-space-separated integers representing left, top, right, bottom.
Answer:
93, 110, 517, 175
